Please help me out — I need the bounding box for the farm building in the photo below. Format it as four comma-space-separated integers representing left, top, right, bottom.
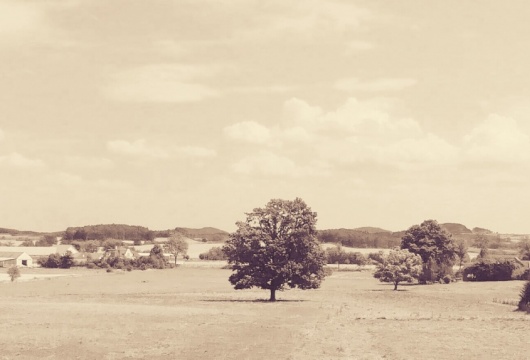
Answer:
0, 245, 78, 262
0, 252, 33, 267
103, 247, 138, 260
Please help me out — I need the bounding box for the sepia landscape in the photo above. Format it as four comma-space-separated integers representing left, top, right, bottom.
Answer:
2, 1, 530, 359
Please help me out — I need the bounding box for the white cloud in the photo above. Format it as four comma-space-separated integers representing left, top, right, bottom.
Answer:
229, 97, 459, 174
335, 78, 417, 92
107, 139, 168, 159
463, 114, 530, 163
0, 152, 45, 168
282, 98, 323, 127
104, 64, 219, 103
176, 146, 217, 158
224, 121, 273, 145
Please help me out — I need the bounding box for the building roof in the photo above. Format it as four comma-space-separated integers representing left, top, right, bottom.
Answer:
0, 247, 55, 256
0, 251, 26, 260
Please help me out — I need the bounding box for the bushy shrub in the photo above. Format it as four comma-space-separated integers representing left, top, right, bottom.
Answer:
463, 260, 516, 282
367, 251, 385, 264
7, 266, 20, 282
325, 246, 368, 265
199, 247, 228, 260
418, 260, 454, 283
511, 267, 530, 281
39, 253, 74, 269
518, 281, 530, 312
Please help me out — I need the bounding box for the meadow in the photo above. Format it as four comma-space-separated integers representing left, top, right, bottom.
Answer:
0, 265, 528, 360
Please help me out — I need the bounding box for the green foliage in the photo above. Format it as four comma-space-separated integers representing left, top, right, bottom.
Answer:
164, 235, 188, 264
60, 251, 74, 269
36, 234, 56, 246
223, 198, 326, 301
317, 229, 401, 248
463, 260, 516, 282
325, 246, 368, 265
19, 239, 35, 246
199, 246, 228, 260
38, 252, 75, 269
401, 220, 457, 282
367, 251, 386, 264
455, 239, 469, 269
511, 267, 530, 281
373, 248, 423, 290
63, 224, 155, 242
518, 239, 530, 260
7, 266, 20, 282
518, 281, 530, 312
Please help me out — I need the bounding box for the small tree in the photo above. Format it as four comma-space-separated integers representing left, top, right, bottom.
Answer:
518, 238, 530, 260
36, 234, 57, 246
455, 239, 468, 270
518, 281, 530, 312
60, 251, 74, 269
164, 235, 188, 265
7, 265, 20, 282
374, 249, 423, 290
223, 198, 326, 301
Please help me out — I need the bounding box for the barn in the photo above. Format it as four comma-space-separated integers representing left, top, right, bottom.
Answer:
0, 252, 33, 268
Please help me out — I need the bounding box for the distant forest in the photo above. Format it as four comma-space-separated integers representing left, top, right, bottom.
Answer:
62, 224, 158, 242
317, 229, 404, 248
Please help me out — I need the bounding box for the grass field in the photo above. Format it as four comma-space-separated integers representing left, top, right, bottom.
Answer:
0, 267, 528, 360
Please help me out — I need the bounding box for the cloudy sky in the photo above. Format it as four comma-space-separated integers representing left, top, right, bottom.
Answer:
2, 0, 530, 233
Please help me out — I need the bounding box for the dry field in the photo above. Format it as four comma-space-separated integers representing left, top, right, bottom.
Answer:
0, 267, 528, 360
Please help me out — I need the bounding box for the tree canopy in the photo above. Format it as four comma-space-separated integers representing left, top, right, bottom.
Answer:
164, 234, 188, 264
223, 198, 326, 301
374, 249, 423, 290
401, 220, 456, 282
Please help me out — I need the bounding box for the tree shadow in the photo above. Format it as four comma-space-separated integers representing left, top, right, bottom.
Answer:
201, 299, 308, 303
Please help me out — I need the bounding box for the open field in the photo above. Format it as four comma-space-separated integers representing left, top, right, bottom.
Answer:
0, 267, 528, 360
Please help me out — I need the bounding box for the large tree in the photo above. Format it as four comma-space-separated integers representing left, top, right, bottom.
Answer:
374, 249, 423, 290
223, 198, 326, 301
401, 220, 456, 281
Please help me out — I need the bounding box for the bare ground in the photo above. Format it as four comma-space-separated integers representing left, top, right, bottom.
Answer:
0, 267, 528, 360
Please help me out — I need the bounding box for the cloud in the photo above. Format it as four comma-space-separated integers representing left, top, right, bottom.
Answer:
0, 152, 45, 168
176, 146, 216, 158
228, 97, 459, 174
231, 1, 373, 42
335, 78, 417, 92
224, 121, 273, 145
104, 64, 219, 103
232, 151, 327, 177
463, 114, 530, 163
107, 139, 168, 158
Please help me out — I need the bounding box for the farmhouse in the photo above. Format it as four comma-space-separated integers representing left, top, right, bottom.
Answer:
0, 245, 79, 263
103, 246, 137, 260
0, 252, 33, 267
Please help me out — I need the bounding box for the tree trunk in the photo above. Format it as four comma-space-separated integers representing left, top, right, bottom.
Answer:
394, 282, 398, 291
174, 252, 178, 265
270, 288, 276, 302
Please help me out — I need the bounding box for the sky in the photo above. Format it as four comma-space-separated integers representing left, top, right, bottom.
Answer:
2, 0, 530, 234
